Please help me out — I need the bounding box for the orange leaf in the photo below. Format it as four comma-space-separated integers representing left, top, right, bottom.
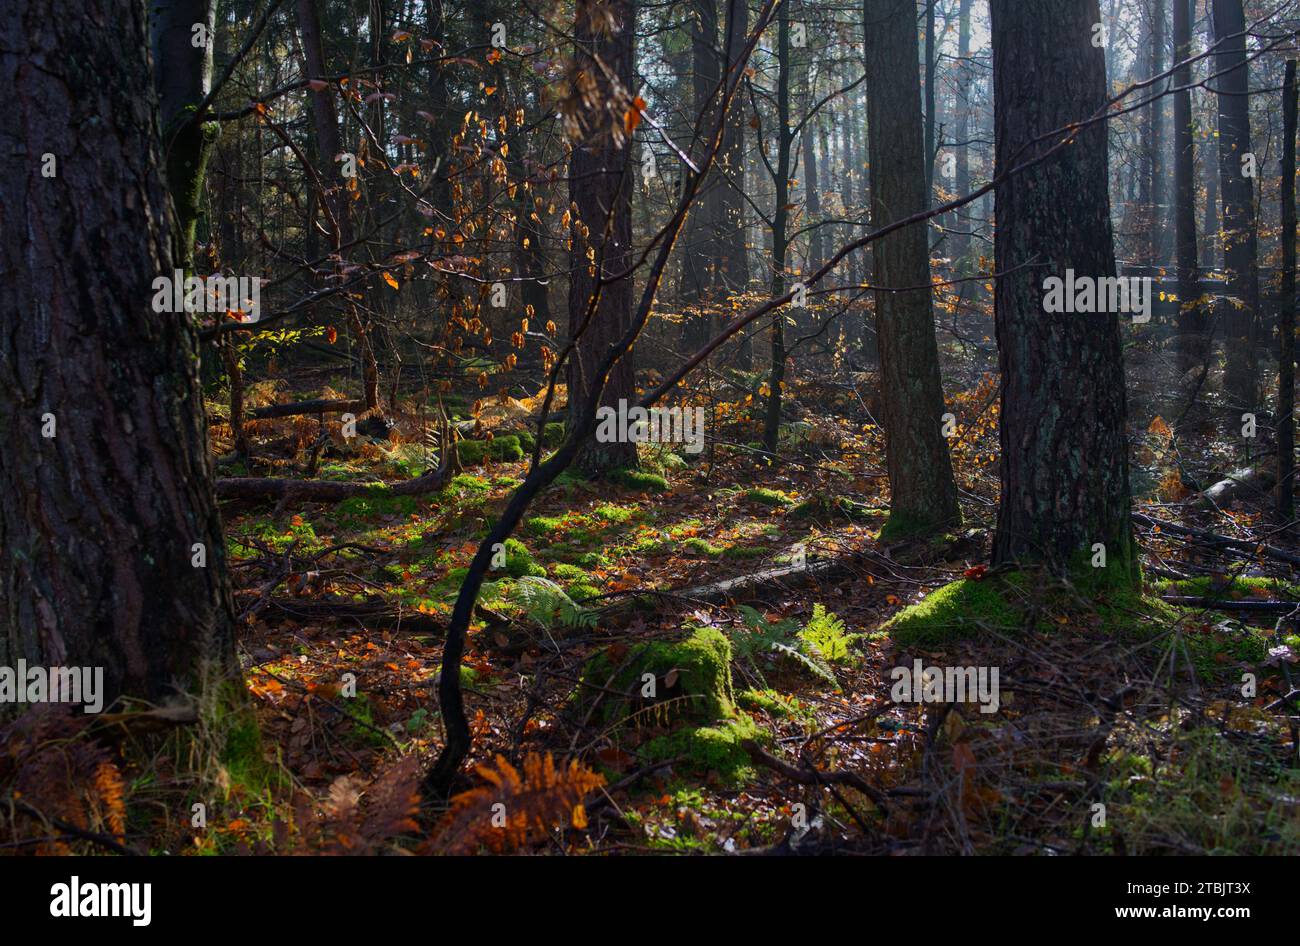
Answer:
624, 96, 646, 134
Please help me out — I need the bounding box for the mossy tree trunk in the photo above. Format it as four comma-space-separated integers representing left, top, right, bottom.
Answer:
567, 0, 639, 476
865, 0, 961, 539
0, 0, 238, 715
988, 0, 1136, 584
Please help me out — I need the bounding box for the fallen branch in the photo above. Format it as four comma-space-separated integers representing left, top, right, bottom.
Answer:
1132, 512, 1300, 568
262, 596, 443, 634
741, 739, 889, 814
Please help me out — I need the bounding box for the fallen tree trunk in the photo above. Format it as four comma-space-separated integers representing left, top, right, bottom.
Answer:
1198, 465, 1276, 506
248, 397, 363, 420
1132, 511, 1300, 568
216, 421, 455, 502
216, 464, 450, 502
1160, 596, 1299, 613
262, 596, 444, 634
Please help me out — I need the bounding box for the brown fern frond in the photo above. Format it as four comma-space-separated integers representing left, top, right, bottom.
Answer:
430, 752, 605, 854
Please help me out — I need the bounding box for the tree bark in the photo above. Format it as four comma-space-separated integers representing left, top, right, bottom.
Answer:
717, 0, 749, 294
1173, 0, 1205, 374
989, 0, 1136, 582
1278, 60, 1297, 524
865, 0, 961, 538
567, 0, 639, 475
1211, 0, 1261, 414
0, 0, 238, 714
150, 0, 218, 270
296, 0, 381, 413
761, 1, 793, 455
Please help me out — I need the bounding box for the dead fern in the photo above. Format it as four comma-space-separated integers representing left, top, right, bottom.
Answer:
0, 706, 127, 854
430, 752, 605, 854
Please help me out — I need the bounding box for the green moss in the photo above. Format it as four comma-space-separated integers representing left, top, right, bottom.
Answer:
446, 473, 492, 494
721, 544, 767, 560
640, 716, 766, 784
578, 627, 736, 725
744, 487, 794, 507
501, 538, 546, 578
212, 680, 282, 795
878, 507, 955, 541
882, 576, 1027, 646
542, 421, 566, 447
738, 688, 804, 719
337, 493, 418, 519
611, 468, 669, 492
516, 429, 536, 452
683, 537, 723, 557
552, 562, 600, 601
456, 435, 524, 466
593, 503, 636, 524
1152, 575, 1300, 600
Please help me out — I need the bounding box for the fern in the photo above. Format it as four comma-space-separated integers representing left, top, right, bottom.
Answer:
431, 753, 605, 854
798, 604, 854, 664
509, 575, 597, 631
724, 605, 837, 686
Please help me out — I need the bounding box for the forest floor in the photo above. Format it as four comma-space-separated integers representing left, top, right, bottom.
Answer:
9, 347, 1300, 855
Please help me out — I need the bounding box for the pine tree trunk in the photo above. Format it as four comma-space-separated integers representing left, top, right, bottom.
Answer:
866, 0, 961, 538
0, 0, 237, 715
567, 0, 639, 475
989, 0, 1136, 582
1173, 0, 1205, 374
1211, 0, 1261, 415
1278, 60, 1297, 524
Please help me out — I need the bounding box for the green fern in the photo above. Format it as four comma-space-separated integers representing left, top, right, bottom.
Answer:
509, 576, 597, 632
724, 605, 837, 687
797, 604, 853, 665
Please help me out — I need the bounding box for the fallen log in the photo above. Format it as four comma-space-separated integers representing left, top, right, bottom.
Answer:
248, 397, 363, 420
1199, 465, 1276, 506
262, 596, 443, 634
216, 465, 450, 502
1159, 596, 1299, 613
1132, 512, 1300, 568
216, 423, 455, 503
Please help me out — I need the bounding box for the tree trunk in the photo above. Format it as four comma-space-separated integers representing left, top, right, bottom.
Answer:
681, 0, 721, 349
296, 0, 381, 413
761, 1, 792, 455
1173, 0, 1205, 374
150, 0, 218, 270
803, 112, 824, 274
865, 0, 961, 538
923, 0, 937, 201
1279, 60, 1298, 524
567, 0, 639, 475
718, 0, 749, 294
989, 0, 1136, 583
952, 0, 973, 263
0, 0, 238, 715
1211, 0, 1261, 415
